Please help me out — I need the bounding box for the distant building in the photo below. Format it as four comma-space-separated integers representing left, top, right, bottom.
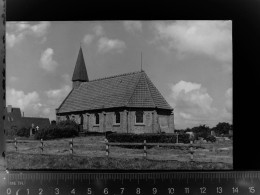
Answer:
56, 47, 174, 134
4, 105, 50, 132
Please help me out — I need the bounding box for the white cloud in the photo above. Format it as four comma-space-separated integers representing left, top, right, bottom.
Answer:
42, 107, 51, 115
93, 24, 105, 36
6, 21, 51, 47
153, 20, 232, 71
83, 34, 94, 45
225, 87, 232, 114
46, 85, 71, 106
82, 24, 104, 46
45, 85, 72, 120
6, 88, 42, 116
39, 48, 58, 72
98, 37, 126, 53
6, 33, 24, 48
169, 80, 218, 128
123, 21, 142, 34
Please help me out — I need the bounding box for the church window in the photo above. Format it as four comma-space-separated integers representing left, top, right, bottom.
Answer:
114, 112, 120, 124
135, 111, 144, 124
94, 113, 99, 125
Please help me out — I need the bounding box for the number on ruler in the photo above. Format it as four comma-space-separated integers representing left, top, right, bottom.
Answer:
217, 187, 222, 194
232, 187, 238, 193
152, 187, 157, 194
185, 187, 189, 194
39, 188, 43, 195
103, 188, 108, 194
71, 188, 75, 194
120, 188, 125, 194
136, 187, 141, 194
249, 187, 255, 194
87, 188, 92, 194
200, 187, 206, 194
168, 188, 174, 194
55, 188, 59, 194
7, 188, 11, 195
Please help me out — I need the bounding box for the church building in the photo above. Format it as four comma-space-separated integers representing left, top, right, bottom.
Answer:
56, 47, 174, 134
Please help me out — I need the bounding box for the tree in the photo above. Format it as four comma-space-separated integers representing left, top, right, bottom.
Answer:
213, 122, 232, 136
191, 124, 211, 140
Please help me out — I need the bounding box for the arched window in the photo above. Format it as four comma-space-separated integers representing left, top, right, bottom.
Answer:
114, 112, 120, 124
95, 113, 99, 125
135, 111, 144, 124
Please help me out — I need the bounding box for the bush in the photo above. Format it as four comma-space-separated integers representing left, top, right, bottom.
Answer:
105, 131, 115, 138
16, 127, 30, 137
35, 120, 79, 140
106, 133, 190, 149
205, 135, 216, 143
191, 125, 211, 140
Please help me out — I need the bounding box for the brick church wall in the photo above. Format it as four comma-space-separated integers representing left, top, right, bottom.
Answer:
57, 109, 174, 134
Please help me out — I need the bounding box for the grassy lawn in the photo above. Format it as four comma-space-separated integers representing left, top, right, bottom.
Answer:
6, 136, 233, 170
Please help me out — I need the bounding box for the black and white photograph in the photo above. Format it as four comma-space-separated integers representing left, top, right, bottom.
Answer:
5, 21, 233, 170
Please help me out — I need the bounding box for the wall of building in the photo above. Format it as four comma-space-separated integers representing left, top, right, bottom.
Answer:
57, 109, 174, 134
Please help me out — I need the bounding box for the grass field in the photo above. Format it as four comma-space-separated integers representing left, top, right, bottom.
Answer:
6, 136, 233, 170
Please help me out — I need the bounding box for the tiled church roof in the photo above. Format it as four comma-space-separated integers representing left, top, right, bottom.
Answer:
57, 71, 173, 114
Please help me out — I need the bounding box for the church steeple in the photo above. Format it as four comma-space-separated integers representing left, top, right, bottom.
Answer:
72, 46, 89, 88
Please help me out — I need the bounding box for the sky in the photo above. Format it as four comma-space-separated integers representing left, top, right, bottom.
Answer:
6, 21, 232, 129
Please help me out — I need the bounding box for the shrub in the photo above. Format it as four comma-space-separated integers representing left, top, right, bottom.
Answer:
105, 131, 115, 138
191, 125, 211, 140
205, 135, 216, 143
35, 120, 79, 140
16, 127, 30, 137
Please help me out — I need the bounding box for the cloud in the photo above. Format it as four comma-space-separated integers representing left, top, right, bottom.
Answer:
44, 85, 72, 120
225, 87, 232, 114
6, 21, 51, 47
169, 80, 218, 128
82, 24, 126, 54
39, 48, 58, 72
153, 20, 232, 71
83, 34, 94, 45
123, 21, 142, 34
98, 37, 126, 53
6, 88, 42, 116
82, 24, 104, 46
6, 33, 24, 48
93, 24, 105, 36
46, 85, 71, 106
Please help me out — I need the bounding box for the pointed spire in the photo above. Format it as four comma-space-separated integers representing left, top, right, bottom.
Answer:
72, 46, 89, 86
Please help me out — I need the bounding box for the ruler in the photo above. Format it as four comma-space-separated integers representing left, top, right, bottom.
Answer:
0, 171, 259, 195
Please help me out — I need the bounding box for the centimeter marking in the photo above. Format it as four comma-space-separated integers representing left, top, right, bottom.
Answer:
1, 171, 260, 195
5, 171, 260, 182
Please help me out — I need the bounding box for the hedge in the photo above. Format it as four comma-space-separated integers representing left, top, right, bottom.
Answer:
106, 133, 190, 149
35, 120, 79, 140
16, 127, 30, 137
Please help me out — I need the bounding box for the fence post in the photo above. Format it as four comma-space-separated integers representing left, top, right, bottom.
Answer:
143, 140, 147, 158
190, 140, 194, 161
70, 138, 73, 154
40, 139, 43, 153
176, 133, 179, 144
105, 139, 109, 157
14, 138, 17, 151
